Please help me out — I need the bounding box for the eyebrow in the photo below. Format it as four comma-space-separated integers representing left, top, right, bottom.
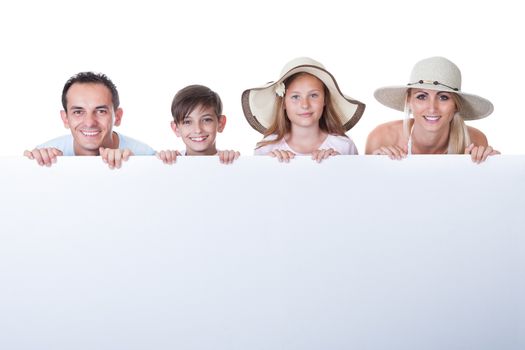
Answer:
288, 89, 322, 94
413, 90, 451, 95
184, 113, 215, 120
70, 105, 110, 110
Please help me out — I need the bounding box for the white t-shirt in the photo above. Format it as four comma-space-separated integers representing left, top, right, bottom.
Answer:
254, 134, 358, 155
36, 133, 155, 156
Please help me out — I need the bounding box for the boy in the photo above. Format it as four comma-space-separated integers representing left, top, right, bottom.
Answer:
157, 85, 239, 164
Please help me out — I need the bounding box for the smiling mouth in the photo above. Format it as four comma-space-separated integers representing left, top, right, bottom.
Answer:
80, 130, 101, 137
189, 136, 208, 142
423, 115, 441, 122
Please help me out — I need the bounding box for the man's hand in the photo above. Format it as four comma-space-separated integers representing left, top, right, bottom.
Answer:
23, 148, 63, 167
99, 148, 133, 169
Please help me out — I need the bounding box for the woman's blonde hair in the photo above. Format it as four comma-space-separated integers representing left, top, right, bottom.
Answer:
256, 73, 346, 149
403, 90, 471, 154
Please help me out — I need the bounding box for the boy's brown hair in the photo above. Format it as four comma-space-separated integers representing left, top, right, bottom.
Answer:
171, 85, 223, 124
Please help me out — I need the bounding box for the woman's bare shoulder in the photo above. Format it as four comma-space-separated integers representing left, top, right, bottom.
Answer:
467, 125, 488, 146
365, 120, 405, 154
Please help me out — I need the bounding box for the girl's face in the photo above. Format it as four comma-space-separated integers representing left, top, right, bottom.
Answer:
284, 74, 325, 129
408, 89, 457, 132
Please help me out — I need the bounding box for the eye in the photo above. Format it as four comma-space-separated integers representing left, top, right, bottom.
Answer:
415, 94, 427, 100
72, 110, 84, 117
290, 94, 300, 101
96, 109, 108, 115
310, 93, 319, 98
182, 119, 191, 125
439, 94, 450, 101
202, 117, 214, 124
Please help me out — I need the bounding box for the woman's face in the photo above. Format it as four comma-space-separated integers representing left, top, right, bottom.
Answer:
408, 88, 457, 132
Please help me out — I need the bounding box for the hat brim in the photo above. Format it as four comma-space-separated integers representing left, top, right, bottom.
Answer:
374, 84, 494, 120
242, 65, 365, 133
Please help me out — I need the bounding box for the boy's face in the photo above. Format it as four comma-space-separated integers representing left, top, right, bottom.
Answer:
172, 104, 226, 155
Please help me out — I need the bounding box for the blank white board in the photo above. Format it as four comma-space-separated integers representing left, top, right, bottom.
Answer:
1, 156, 524, 349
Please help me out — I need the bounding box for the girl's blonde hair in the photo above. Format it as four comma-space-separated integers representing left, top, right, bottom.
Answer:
256, 73, 346, 149
403, 90, 471, 154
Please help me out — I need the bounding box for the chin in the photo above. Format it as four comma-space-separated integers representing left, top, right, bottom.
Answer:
83, 146, 103, 153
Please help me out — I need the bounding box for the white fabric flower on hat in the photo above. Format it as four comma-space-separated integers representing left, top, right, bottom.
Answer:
274, 82, 285, 97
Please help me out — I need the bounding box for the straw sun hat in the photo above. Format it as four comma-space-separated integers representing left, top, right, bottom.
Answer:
374, 56, 493, 120
242, 57, 365, 133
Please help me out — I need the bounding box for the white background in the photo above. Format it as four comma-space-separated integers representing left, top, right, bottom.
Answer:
0, 0, 523, 156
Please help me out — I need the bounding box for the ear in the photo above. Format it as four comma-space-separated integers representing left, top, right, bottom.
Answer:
113, 108, 123, 127
171, 121, 182, 137
60, 110, 70, 129
217, 115, 227, 133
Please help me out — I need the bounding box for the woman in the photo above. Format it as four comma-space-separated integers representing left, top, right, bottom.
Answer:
366, 56, 499, 163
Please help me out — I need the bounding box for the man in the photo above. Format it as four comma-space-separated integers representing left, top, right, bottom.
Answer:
24, 72, 155, 168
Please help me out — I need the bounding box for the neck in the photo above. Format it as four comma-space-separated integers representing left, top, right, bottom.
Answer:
186, 145, 218, 156
410, 123, 449, 154
287, 124, 327, 152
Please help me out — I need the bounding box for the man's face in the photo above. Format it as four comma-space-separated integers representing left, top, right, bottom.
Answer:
61, 83, 122, 155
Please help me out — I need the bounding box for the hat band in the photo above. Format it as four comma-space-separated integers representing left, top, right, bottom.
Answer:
407, 80, 459, 91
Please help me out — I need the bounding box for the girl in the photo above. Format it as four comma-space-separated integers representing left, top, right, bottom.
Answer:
242, 57, 365, 162
366, 56, 499, 163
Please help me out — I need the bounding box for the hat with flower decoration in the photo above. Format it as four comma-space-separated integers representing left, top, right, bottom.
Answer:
242, 57, 365, 133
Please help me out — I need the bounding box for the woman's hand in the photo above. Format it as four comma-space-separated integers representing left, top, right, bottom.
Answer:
372, 145, 408, 160
465, 143, 500, 163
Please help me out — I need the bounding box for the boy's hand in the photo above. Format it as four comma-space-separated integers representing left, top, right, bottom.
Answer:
268, 149, 295, 163
311, 148, 340, 163
156, 150, 181, 164
24, 147, 63, 167
99, 147, 133, 169
218, 150, 240, 164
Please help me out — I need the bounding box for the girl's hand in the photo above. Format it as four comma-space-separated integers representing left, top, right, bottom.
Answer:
311, 148, 339, 163
218, 150, 240, 164
372, 145, 407, 160
156, 150, 181, 164
465, 143, 500, 163
268, 149, 295, 163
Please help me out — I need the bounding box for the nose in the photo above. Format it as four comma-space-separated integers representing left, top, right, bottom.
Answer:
427, 96, 439, 113
301, 97, 310, 109
193, 122, 202, 133
84, 112, 96, 126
